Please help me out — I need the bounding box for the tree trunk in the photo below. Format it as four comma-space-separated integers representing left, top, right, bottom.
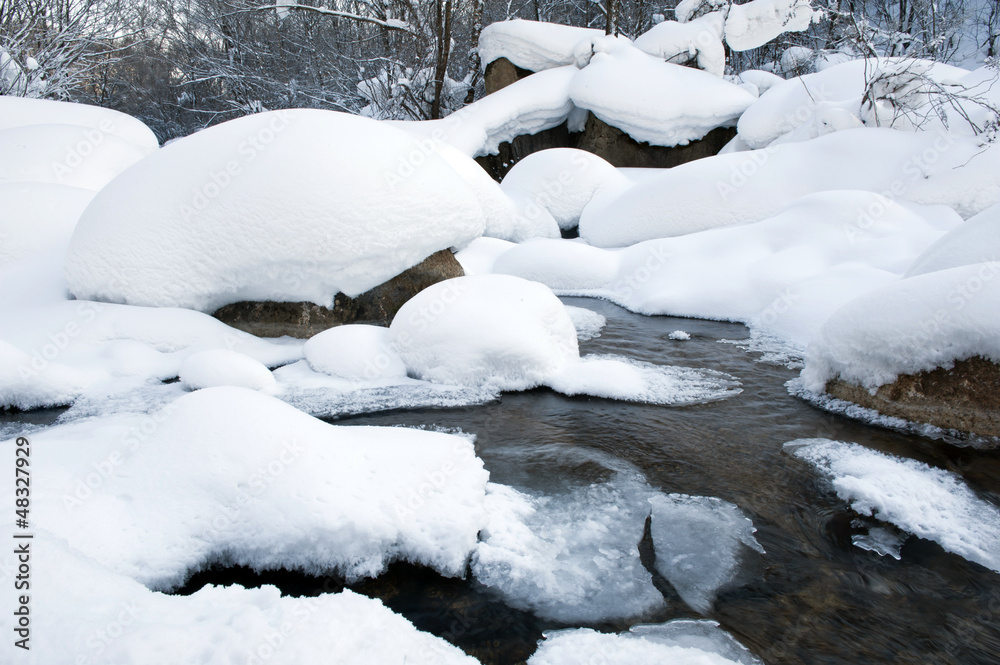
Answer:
430, 0, 452, 119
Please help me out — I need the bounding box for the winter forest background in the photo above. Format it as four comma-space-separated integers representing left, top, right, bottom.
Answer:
3, 0, 999, 142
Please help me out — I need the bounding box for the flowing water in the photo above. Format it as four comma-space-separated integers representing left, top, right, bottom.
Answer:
10, 297, 1000, 664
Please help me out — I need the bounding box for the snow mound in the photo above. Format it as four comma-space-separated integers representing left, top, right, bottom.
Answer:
528, 620, 761, 665
648, 493, 764, 614
11, 387, 489, 589
737, 58, 973, 149
64, 109, 487, 311
905, 202, 1000, 277
786, 438, 1000, 572
565, 305, 606, 341
500, 148, 630, 232
633, 12, 727, 77
579, 128, 1000, 246
303, 324, 407, 380
0, 300, 299, 411
669, 330, 692, 340
0, 123, 148, 191
471, 478, 666, 623
800, 262, 1000, 392
432, 141, 520, 240
21, 533, 478, 665
389, 275, 579, 391
498, 192, 957, 347
569, 39, 755, 147
724, 0, 821, 51
478, 19, 604, 72
547, 354, 742, 405
0, 95, 159, 153
178, 349, 276, 390
0, 182, 94, 265
455, 237, 517, 275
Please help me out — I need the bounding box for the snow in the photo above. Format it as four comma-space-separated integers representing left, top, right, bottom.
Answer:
724, 0, 822, 51
800, 261, 1000, 392
393, 65, 577, 158
500, 148, 630, 232
389, 275, 740, 404
495, 192, 958, 347
0, 182, 94, 266
64, 109, 487, 312
736, 58, 972, 149
471, 478, 666, 622
433, 141, 519, 239
786, 438, 1000, 572
5, 387, 490, 589
0, 300, 299, 411
303, 324, 407, 380
569, 38, 755, 147
669, 330, 692, 340
565, 305, 606, 341
477, 19, 604, 72
178, 349, 276, 391
389, 275, 579, 391
579, 128, 1000, 246
15, 533, 479, 665
905, 201, 1000, 277
0, 95, 159, 153
0, 123, 149, 191
528, 620, 762, 665
648, 494, 764, 614
455, 237, 517, 275
633, 12, 727, 77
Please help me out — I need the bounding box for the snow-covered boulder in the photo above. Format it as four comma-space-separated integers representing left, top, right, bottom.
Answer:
0, 182, 94, 266
906, 201, 1000, 277
724, 0, 822, 51
389, 274, 579, 390
19, 386, 490, 589
633, 12, 727, 77
304, 324, 407, 380
178, 349, 276, 391
579, 127, 1000, 246
0, 95, 159, 153
64, 109, 488, 312
569, 38, 755, 147
478, 19, 604, 73
0, 123, 149, 191
500, 148, 630, 232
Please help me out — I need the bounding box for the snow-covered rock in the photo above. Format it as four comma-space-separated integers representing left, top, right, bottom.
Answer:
478, 19, 604, 72
786, 438, 1000, 572
0, 182, 94, 266
724, 0, 822, 51
569, 39, 755, 147
0, 123, 149, 191
303, 324, 407, 380
500, 148, 630, 232
579, 128, 1000, 246
905, 201, 1000, 277
389, 274, 579, 391
800, 262, 1000, 392
8, 387, 489, 589
0, 95, 159, 153
17, 533, 479, 665
178, 349, 276, 391
633, 12, 727, 77
64, 109, 487, 312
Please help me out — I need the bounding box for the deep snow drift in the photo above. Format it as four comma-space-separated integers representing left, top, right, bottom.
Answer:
64, 109, 488, 311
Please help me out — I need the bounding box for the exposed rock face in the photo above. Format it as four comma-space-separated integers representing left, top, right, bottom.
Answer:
213, 250, 464, 338
574, 113, 737, 169
484, 57, 534, 95
826, 356, 1000, 438
475, 121, 576, 180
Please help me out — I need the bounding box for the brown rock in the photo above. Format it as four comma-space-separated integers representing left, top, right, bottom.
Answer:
826, 356, 1000, 438
212, 249, 464, 338
574, 112, 737, 168
484, 57, 534, 95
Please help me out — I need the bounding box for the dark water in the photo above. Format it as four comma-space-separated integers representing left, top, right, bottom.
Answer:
13, 297, 1000, 664
333, 297, 1000, 665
